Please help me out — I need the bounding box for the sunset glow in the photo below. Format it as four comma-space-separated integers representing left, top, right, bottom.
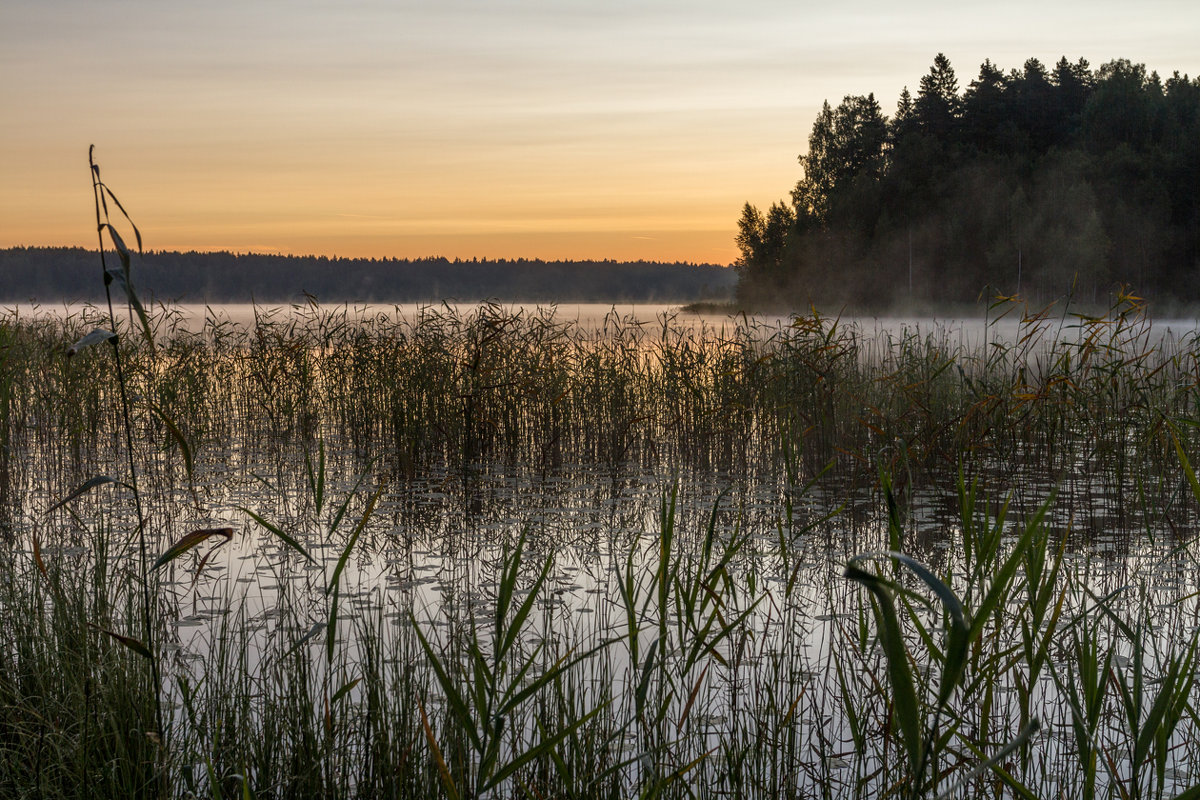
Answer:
4, 0, 1199, 265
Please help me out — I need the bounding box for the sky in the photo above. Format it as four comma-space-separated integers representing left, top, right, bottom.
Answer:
3, 1, 1199, 266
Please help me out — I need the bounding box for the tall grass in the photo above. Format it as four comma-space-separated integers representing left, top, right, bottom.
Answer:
6, 292, 1199, 505
7, 443, 1200, 796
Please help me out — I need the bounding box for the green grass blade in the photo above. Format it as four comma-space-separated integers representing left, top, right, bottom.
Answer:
412, 617, 484, 753
101, 184, 143, 251
331, 676, 361, 705
88, 623, 153, 660
484, 703, 609, 792
499, 552, 553, 661
238, 505, 313, 564
326, 583, 339, 663
498, 636, 617, 715
148, 402, 195, 483
1134, 659, 1180, 769
1168, 422, 1200, 507
945, 720, 1043, 800
326, 483, 384, 595
845, 561, 924, 780
967, 497, 1049, 642
327, 466, 372, 535
1170, 783, 1200, 800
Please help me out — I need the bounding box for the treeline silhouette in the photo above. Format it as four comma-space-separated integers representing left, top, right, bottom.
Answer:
736, 55, 1200, 309
0, 247, 735, 304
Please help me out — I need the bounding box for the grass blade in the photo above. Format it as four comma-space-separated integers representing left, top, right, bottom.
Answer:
148, 402, 195, 483
46, 475, 122, 513
152, 527, 233, 571
844, 561, 924, 780
239, 506, 313, 564
326, 483, 385, 595
88, 624, 153, 660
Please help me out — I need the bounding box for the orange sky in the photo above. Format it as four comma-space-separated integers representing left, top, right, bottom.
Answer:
4, 1, 1198, 265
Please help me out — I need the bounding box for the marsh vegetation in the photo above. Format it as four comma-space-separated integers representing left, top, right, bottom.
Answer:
5, 277, 1200, 798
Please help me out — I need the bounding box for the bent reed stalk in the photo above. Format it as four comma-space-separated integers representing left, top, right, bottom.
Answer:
88, 147, 165, 789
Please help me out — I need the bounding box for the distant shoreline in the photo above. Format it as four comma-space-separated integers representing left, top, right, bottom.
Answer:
0, 246, 736, 306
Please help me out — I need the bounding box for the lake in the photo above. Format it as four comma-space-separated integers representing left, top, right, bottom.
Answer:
3, 299, 1200, 797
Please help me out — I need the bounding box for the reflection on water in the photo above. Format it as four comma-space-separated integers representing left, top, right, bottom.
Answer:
5, 301, 732, 334
8, 298, 1199, 339
17, 430, 1200, 796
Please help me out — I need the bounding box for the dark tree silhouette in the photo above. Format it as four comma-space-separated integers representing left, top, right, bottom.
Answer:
735, 54, 1200, 310
915, 53, 961, 140
0, 248, 736, 305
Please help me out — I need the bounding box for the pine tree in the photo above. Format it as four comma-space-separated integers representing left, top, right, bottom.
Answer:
915, 53, 961, 140
962, 60, 1009, 151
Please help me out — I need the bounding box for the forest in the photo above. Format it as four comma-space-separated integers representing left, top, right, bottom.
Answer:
0, 247, 734, 305
735, 55, 1200, 310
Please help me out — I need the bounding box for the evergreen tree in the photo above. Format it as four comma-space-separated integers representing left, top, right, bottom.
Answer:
1084, 59, 1158, 150
962, 59, 1010, 152
1010, 58, 1056, 151
734, 54, 1200, 309
890, 86, 916, 143
793, 95, 888, 222
915, 53, 961, 139
793, 101, 837, 220
734, 202, 766, 273
1052, 56, 1093, 140
734, 201, 795, 303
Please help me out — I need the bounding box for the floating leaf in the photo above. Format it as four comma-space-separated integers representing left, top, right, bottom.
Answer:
66, 328, 116, 357
153, 527, 234, 571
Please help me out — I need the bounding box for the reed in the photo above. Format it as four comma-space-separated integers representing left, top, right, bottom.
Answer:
8, 456, 1200, 796
6, 289, 1200, 513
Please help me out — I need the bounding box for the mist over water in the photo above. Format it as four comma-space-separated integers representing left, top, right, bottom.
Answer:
12, 299, 1200, 339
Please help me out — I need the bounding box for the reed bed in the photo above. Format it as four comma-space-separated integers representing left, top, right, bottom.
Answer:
4, 294, 1199, 495
3, 293, 1200, 798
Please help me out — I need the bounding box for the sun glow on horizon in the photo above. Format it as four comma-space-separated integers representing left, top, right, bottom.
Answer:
4, 1, 1199, 267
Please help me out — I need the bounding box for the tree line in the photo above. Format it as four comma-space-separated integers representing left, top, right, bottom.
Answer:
0, 247, 734, 305
736, 55, 1200, 309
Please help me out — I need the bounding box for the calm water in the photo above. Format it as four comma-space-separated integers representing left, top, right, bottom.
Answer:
10, 298, 1199, 343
